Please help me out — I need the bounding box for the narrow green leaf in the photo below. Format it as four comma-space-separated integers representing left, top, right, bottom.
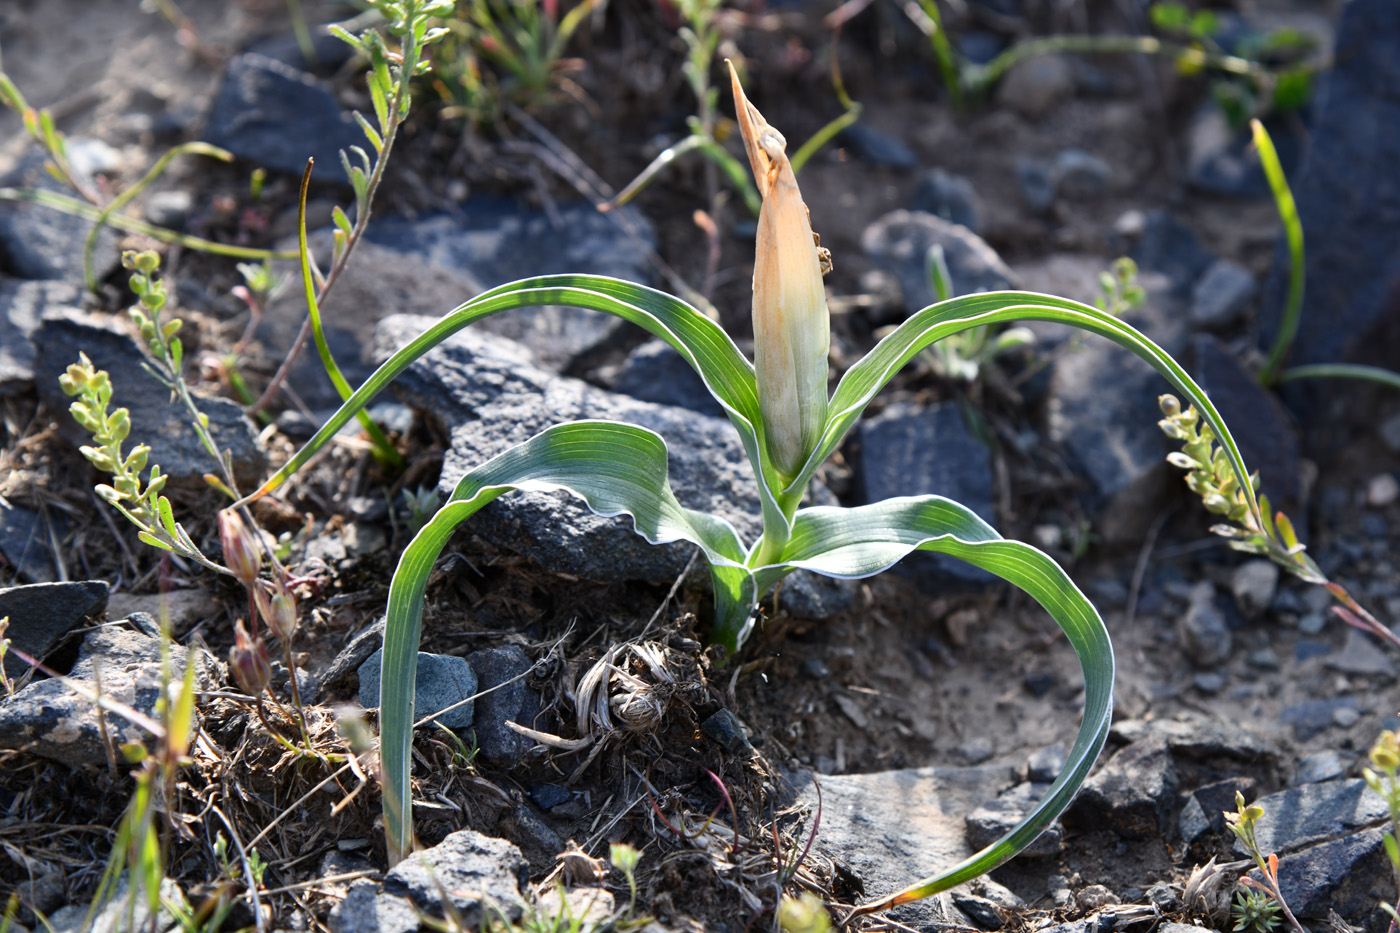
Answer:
793, 291, 1262, 533
237, 275, 783, 544
759, 496, 1112, 911
378, 420, 751, 862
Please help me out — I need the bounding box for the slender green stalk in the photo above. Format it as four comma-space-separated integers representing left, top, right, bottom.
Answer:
0, 187, 293, 261
966, 34, 1267, 97
83, 142, 235, 291
294, 163, 404, 470
1277, 363, 1400, 391
1253, 119, 1304, 386
913, 0, 964, 110
789, 105, 862, 177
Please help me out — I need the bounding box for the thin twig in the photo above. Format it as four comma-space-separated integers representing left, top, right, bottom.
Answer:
209, 803, 267, 933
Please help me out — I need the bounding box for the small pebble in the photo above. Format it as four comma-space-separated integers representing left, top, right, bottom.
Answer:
1295, 750, 1345, 784
1194, 672, 1225, 693
1247, 648, 1280, 670
1368, 473, 1399, 508
1298, 611, 1328, 635
801, 657, 831, 679
1333, 706, 1360, 728
961, 736, 995, 764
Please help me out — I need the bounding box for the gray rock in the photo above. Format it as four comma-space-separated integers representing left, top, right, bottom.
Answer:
609, 339, 724, 418
1258, 0, 1400, 375
0, 147, 119, 283
366, 202, 656, 373
1326, 628, 1398, 677
1240, 778, 1388, 858
1068, 737, 1178, 839
961, 736, 995, 764
1231, 560, 1280, 621
330, 830, 529, 932
376, 316, 765, 583
1296, 750, 1346, 785
310, 616, 385, 702
701, 708, 753, 755
1045, 291, 1190, 543
466, 646, 541, 768
357, 648, 477, 731
1178, 777, 1255, 845
1282, 697, 1359, 742
861, 211, 1018, 322
0, 580, 108, 681
247, 30, 357, 75
1111, 715, 1282, 779
47, 874, 185, 933
1028, 744, 1067, 783
1190, 335, 1304, 520
788, 766, 1007, 931
0, 624, 217, 766
1052, 148, 1111, 199
997, 55, 1075, 119
0, 497, 68, 585
1190, 259, 1256, 330
1178, 581, 1232, 668
1267, 828, 1391, 924
1016, 159, 1056, 214
142, 190, 193, 230
857, 401, 994, 586
1185, 106, 1293, 198
837, 122, 918, 169
204, 53, 362, 182
913, 168, 982, 233
966, 782, 1062, 856
32, 312, 266, 487
0, 278, 83, 395
1381, 412, 1400, 453
1129, 211, 1215, 295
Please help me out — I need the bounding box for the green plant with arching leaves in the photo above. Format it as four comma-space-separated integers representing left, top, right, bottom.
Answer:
239, 65, 1268, 916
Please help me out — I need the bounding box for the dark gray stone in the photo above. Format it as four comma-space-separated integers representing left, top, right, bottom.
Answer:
0, 498, 67, 584
1178, 581, 1232, 668
357, 648, 477, 731
327, 882, 419, 933
1185, 106, 1300, 198
1130, 211, 1215, 295
1296, 750, 1346, 785
0, 624, 217, 767
1267, 828, 1391, 924
246, 30, 357, 76
1027, 744, 1067, 783
32, 312, 266, 487
1240, 779, 1388, 858
366, 201, 656, 373
466, 646, 540, 768
966, 781, 1062, 856
142, 190, 193, 231
0, 278, 83, 395
1068, 737, 1178, 840
0, 580, 108, 680
997, 55, 1075, 119
1259, 0, 1400, 374
1111, 715, 1282, 777
861, 211, 1018, 322
0, 147, 119, 283
1231, 560, 1280, 621
1282, 697, 1359, 742
857, 401, 994, 586
701, 708, 753, 755
329, 830, 528, 933
1190, 259, 1256, 330
913, 168, 982, 233
1052, 148, 1111, 199
376, 316, 765, 584
1178, 778, 1254, 845
204, 53, 362, 182
788, 766, 1007, 931
1326, 628, 1398, 677
1016, 159, 1056, 215
609, 339, 724, 418
1045, 291, 1190, 543
837, 122, 918, 169
1190, 335, 1304, 520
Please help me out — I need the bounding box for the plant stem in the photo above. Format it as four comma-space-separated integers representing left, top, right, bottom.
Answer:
1253, 119, 1305, 386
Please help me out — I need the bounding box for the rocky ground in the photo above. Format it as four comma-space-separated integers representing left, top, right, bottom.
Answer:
2, 0, 1400, 931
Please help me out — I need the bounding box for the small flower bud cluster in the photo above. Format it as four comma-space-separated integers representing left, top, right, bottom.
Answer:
122, 250, 183, 369
1157, 395, 1257, 525
229, 619, 272, 696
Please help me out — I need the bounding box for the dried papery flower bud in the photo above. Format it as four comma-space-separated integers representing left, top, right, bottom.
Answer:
229, 619, 272, 696
218, 509, 262, 587
729, 61, 830, 480
255, 576, 298, 644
